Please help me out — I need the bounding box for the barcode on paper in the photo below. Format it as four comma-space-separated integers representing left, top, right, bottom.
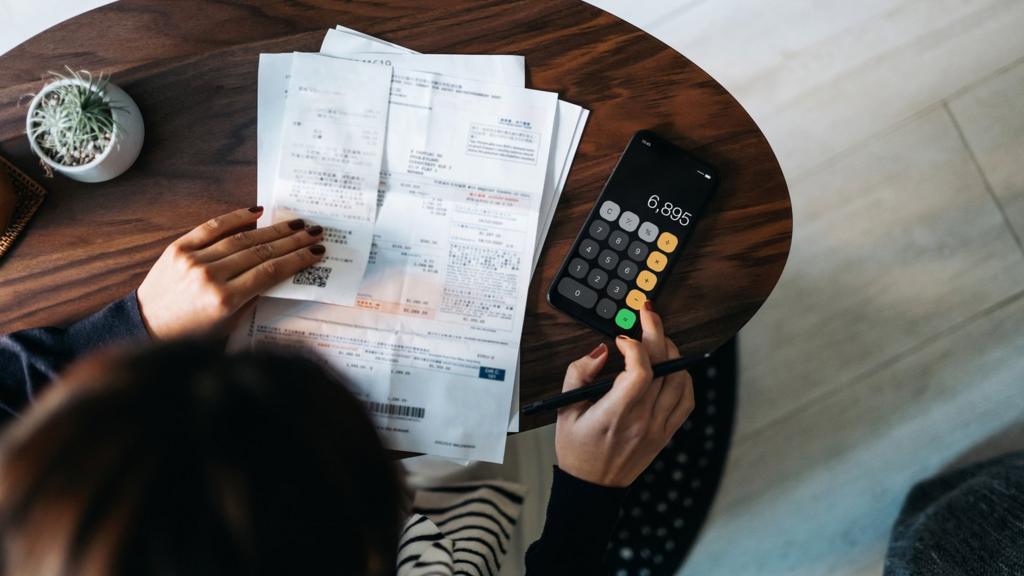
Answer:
366, 401, 426, 420
292, 265, 332, 288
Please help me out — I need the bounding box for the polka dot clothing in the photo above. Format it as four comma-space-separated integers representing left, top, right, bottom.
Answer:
607, 337, 737, 575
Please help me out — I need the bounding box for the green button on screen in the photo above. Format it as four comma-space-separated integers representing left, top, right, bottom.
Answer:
614, 309, 636, 330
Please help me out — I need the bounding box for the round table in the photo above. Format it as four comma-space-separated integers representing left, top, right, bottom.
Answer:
0, 0, 791, 430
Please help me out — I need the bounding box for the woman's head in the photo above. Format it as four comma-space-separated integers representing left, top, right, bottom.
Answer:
0, 340, 404, 575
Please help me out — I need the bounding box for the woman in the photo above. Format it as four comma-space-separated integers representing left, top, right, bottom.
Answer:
0, 207, 694, 575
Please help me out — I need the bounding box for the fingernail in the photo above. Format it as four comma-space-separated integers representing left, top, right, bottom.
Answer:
288, 219, 305, 230
643, 300, 654, 312
309, 244, 326, 255
248, 205, 263, 213
306, 225, 324, 236
617, 335, 631, 341
588, 343, 607, 358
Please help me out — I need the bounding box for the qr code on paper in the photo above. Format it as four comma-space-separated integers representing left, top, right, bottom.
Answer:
292, 266, 332, 288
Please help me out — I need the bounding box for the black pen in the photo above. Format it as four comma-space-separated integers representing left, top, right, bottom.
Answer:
520, 351, 711, 416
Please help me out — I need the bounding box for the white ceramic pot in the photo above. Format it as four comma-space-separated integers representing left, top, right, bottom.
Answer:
25, 78, 144, 183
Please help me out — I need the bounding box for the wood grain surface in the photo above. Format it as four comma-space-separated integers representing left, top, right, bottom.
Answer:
0, 0, 791, 430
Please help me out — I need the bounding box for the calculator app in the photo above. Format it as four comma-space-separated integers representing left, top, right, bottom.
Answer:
548, 131, 716, 337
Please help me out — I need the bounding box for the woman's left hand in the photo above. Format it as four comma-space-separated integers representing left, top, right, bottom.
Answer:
136, 206, 325, 339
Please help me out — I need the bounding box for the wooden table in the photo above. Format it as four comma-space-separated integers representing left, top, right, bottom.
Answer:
0, 0, 791, 430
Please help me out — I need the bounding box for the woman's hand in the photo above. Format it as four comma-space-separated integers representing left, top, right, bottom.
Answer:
136, 206, 324, 339
554, 303, 694, 487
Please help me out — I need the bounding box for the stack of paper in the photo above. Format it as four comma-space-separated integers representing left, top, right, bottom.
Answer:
231, 26, 589, 463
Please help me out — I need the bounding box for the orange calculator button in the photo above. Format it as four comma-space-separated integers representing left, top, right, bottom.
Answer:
646, 251, 667, 272
657, 232, 679, 253
626, 289, 647, 310
636, 270, 658, 291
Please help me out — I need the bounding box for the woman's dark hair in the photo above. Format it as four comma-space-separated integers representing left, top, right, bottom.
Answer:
0, 340, 405, 575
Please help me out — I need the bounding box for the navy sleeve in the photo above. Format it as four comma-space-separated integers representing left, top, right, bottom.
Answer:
525, 466, 628, 575
0, 292, 150, 421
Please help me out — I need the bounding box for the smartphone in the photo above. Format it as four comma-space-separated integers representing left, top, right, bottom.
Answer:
546, 130, 717, 337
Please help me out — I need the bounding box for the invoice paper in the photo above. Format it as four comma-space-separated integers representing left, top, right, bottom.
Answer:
249, 68, 558, 462
263, 54, 392, 305
323, 26, 589, 273
322, 27, 590, 432
239, 28, 590, 459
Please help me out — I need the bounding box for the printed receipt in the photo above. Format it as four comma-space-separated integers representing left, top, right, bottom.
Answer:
264, 54, 392, 305
319, 29, 590, 433
245, 61, 557, 462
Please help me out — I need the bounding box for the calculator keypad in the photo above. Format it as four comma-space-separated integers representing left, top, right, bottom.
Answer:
588, 220, 610, 241
568, 258, 589, 279
557, 200, 681, 332
578, 238, 599, 259
597, 250, 619, 270
599, 201, 621, 221
618, 211, 639, 232
607, 231, 629, 251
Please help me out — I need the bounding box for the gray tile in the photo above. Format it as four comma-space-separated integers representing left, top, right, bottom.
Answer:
735, 106, 1024, 434
589, 0, 1024, 177
949, 61, 1024, 244
684, 291, 1024, 575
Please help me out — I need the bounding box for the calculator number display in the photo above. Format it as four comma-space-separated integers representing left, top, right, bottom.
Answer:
646, 194, 691, 226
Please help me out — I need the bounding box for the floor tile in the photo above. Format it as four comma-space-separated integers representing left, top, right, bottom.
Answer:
734, 106, 1024, 433
684, 290, 1024, 575
948, 61, 1024, 245
588, 0, 1024, 177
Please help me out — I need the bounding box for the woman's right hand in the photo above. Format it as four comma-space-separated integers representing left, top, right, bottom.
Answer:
554, 303, 694, 488
136, 206, 325, 340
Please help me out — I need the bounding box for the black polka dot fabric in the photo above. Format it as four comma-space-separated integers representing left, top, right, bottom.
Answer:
606, 337, 737, 576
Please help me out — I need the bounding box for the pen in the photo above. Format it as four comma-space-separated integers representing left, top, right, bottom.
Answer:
520, 351, 711, 416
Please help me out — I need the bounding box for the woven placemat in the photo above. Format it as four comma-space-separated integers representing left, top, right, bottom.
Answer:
0, 155, 47, 260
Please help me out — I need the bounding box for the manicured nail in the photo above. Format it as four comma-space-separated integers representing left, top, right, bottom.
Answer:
248, 205, 263, 213
288, 219, 305, 230
306, 225, 324, 236
588, 343, 607, 358
643, 300, 653, 311
309, 244, 326, 255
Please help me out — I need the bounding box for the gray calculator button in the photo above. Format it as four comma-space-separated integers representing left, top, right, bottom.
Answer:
626, 240, 649, 261
588, 219, 610, 241
578, 238, 599, 260
617, 259, 638, 281
595, 298, 617, 320
618, 211, 639, 232
638, 221, 659, 242
567, 258, 589, 279
606, 279, 628, 300
587, 268, 609, 289
557, 277, 598, 308
608, 230, 629, 251
597, 249, 619, 270
599, 201, 621, 221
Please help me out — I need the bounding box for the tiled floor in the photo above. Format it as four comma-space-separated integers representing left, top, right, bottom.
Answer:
3, 2, 1024, 575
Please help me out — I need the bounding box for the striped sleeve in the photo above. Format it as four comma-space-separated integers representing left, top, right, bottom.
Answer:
398, 480, 526, 576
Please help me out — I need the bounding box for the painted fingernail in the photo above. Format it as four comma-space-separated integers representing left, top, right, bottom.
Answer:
306, 225, 324, 236
288, 219, 305, 230
643, 300, 654, 311
248, 205, 263, 213
309, 244, 326, 255
588, 342, 607, 358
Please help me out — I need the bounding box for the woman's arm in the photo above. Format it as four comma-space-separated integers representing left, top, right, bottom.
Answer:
0, 206, 326, 420
525, 305, 694, 574
0, 293, 149, 419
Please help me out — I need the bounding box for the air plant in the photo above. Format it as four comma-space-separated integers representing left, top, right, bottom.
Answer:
27, 68, 126, 174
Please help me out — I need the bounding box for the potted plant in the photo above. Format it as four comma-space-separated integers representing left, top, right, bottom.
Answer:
25, 68, 144, 183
